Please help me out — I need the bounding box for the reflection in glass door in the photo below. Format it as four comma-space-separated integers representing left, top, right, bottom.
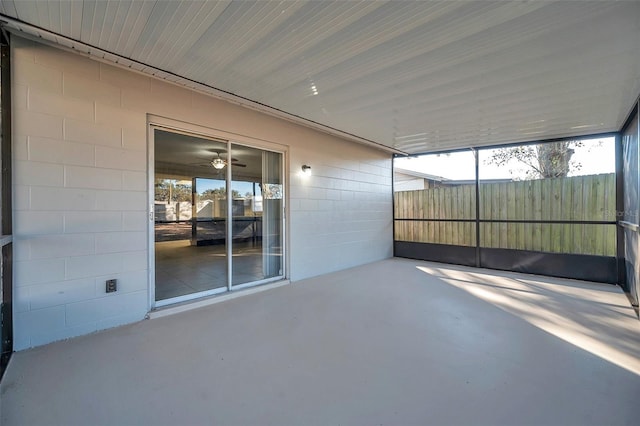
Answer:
153, 129, 228, 303
231, 145, 284, 288
152, 127, 284, 306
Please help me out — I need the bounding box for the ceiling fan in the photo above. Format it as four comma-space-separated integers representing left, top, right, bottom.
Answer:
192, 150, 247, 169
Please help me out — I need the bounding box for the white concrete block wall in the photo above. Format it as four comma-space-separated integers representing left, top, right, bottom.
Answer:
12, 36, 393, 350
289, 140, 393, 280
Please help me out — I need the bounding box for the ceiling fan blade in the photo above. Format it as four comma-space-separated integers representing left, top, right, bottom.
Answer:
232, 163, 247, 167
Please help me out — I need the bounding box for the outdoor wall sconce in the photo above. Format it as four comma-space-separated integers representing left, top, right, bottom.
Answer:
301, 165, 312, 175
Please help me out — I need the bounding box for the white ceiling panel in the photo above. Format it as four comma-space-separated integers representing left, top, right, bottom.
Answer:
298, 4, 624, 113
0, 1, 15, 17
1, 0, 639, 154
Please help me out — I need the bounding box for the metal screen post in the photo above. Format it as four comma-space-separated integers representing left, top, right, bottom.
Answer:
474, 148, 481, 267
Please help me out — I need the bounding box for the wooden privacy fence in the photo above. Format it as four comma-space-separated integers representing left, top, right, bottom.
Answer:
394, 173, 616, 256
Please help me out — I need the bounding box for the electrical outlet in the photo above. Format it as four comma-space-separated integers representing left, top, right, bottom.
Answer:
106, 279, 117, 293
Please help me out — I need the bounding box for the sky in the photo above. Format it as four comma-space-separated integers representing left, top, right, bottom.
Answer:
394, 137, 615, 181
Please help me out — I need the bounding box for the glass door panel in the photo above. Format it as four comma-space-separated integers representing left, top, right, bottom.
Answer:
231, 144, 283, 286
153, 127, 285, 304
153, 129, 228, 302
191, 177, 228, 291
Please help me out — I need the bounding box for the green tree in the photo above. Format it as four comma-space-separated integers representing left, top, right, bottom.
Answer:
173, 183, 192, 202
154, 179, 192, 202
199, 188, 241, 200
154, 180, 170, 202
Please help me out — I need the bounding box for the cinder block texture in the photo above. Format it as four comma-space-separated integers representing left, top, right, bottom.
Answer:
12, 36, 392, 349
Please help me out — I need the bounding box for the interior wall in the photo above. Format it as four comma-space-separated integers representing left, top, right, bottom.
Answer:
11, 36, 393, 349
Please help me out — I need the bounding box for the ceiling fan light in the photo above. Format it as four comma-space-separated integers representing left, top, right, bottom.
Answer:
211, 158, 226, 169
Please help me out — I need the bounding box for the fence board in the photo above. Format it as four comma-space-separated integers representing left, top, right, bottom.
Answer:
394, 173, 615, 256
571, 177, 584, 253
605, 174, 616, 256
541, 180, 551, 250
561, 177, 573, 253
550, 178, 562, 252
480, 183, 490, 247
533, 179, 543, 250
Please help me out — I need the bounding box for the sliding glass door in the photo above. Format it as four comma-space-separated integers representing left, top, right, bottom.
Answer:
151, 127, 284, 306
231, 144, 284, 288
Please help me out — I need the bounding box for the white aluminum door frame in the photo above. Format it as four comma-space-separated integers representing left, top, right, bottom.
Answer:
147, 117, 287, 311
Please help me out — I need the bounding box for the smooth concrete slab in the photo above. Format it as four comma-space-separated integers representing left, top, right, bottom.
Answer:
2, 258, 639, 425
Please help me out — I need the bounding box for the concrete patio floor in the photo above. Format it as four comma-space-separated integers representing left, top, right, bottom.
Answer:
1, 258, 639, 425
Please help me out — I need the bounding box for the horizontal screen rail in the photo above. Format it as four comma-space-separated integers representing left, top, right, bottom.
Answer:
395, 218, 617, 225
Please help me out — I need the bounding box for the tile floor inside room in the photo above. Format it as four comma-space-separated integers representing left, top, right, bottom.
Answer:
155, 240, 268, 301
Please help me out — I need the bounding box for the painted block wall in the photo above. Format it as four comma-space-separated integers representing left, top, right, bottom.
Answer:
11, 37, 393, 349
